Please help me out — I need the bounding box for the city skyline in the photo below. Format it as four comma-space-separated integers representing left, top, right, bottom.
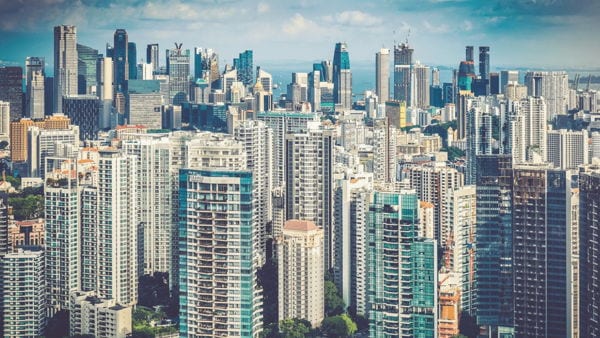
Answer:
1, 0, 600, 70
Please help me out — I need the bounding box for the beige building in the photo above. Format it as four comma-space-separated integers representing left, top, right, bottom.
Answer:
10, 114, 70, 162
277, 220, 324, 327
69, 291, 132, 338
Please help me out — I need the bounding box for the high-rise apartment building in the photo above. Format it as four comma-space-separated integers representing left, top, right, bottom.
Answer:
376, 48, 390, 102
333, 42, 352, 110
25, 57, 45, 119
500, 70, 519, 94
179, 169, 263, 337
28, 123, 79, 178
10, 114, 70, 162
0, 101, 9, 143
509, 96, 548, 164
277, 220, 324, 327
69, 291, 132, 338
372, 118, 397, 183
54, 25, 78, 114
466, 100, 493, 184
547, 129, 589, 169
113, 29, 128, 92
2, 248, 46, 337
0, 66, 24, 121
285, 124, 334, 269
166, 46, 190, 105
579, 164, 600, 337
525, 71, 569, 119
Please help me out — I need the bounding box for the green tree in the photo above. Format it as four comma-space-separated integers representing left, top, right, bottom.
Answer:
321, 314, 357, 337
9, 194, 44, 220
324, 280, 345, 316
279, 318, 310, 338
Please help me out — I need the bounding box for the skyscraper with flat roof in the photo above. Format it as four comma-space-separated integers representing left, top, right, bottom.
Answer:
166, 46, 190, 105
128, 42, 137, 80
76, 43, 98, 95
113, 29, 128, 92
333, 42, 352, 110
376, 48, 390, 102
54, 25, 78, 114
146, 43, 159, 72
394, 41, 413, 103
26, 57, 45, 119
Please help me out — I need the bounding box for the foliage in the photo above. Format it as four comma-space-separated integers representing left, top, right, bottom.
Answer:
324, 280, 345, 316
442, 146, 466, 162
321, 314, 357, 337
133, 306, 177, 337
459, 312, 479, 338
4, 175, 20, 188
138, 273, 171, 308
279, 318, 311, 338
9, 194, 44, 220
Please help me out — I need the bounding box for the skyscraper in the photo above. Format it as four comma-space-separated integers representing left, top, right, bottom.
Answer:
525, 71, 569, 118
193, 47, 202, 80
113, 29, 128, 92
333, 42, 352, 110
547, 129, 589, 169
76, 43, 98, 95
376, 48, 390, 102
63, 95, 100, 140
0, 66, 24, 121
45, 158, 80, 313
277, 219, 324, 327
25, 57, 45, 119
466, 100, 493, 184
54, 25, 78, 114
179, 169, 263, 337
235, 49, 253, 87
500, 70, 519, 94
394, 41, 413, 102
96, 56, 114, 129
128, 42, 137, 80
478, 46, 490, 96
413, 62, 430, 109
580, 164, 600, 337
146, 43, 159, 72
509, 96, 548, 164
166, 45, 190, 105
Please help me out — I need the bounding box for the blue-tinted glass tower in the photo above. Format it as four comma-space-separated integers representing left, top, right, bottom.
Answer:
113, 29, 128, 92
234, 50, 253, 86
333, 42, 352, 110
128, 42, 137, 80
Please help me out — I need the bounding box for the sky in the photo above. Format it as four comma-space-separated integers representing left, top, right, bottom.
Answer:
1, 0, 600, 72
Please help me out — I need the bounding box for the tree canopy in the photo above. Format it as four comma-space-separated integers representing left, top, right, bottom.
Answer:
324, 280, 345, 316
321, 314, 357, 337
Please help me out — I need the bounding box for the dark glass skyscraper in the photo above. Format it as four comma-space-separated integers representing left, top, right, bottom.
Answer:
113, 29, 128, 92
393, 42, 413, 102
580, 165, 600, 337
234, 50, 253, 86
0, 66, 24, 120
76, 43, 98, 95
333, 42, 352, 110
479, 46, 490, 95
128, 42, 137, 80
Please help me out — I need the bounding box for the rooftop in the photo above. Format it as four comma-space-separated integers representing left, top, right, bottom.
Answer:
284, 219, 318, 232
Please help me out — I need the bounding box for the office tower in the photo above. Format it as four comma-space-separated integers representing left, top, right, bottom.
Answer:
45, 159, 79, 313
123, 135, 172, 276
234, 49, 253, 86
547, 129, 589, 169
333, 173, 372, 315
286, 124, 334, 269
456, 90, 473, 139
113, 29, 128, 92
179, 169, 263, 337
475, 155, 513, 333
193, 47, 202, 80
234, 120, 273, 256
70, 291, 132, 338
126, 80, 163, 128
384, 100, 406, 129
466, 46, 474, 62
45, 76, 54, 116
500, 70, 519, 94
413, 62, 430, 109
368, 189, 438, 337
373, 118, 397, 183
466, 102, 493, 184
446, 185, 477, 314
478, 46, 490, 95
489, 72, 500, 95
54, 25, 78, 114
376, 48, 390, 101
137, 63, 153, 80
525, 71, 569, 118
76, 43, 98, 95
512, 165, 573, 337
96, 57, 114, 129
127, 42, 137, 80
580, 164, 600, 337
25, 57, 45, 119
63, 95, 100, 140
510, 96, 548, 164
166, 46, 190, 105
408, 164, 464, 243
96, 150, 138, 306
394, 42, 413, 103
0, 102, 9, 143
256, 67, 272, 93
333, 42, 352, 110
10, 114, 70, 162
200, 49, 220, 89
277, 220, 324, 327
0, 66, 24, 120
308, 70, 321, 112
2, 248, 46, 337
320, 60, 333, 83
27, 123, 79, 178
146, 43, 159, 72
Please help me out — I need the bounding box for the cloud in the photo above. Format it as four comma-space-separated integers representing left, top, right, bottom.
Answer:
282, 13, 320, 36
423, 20, 450, 33
257, 2, 270, 13
324, 10, 382, 27
461, 20, 473, 31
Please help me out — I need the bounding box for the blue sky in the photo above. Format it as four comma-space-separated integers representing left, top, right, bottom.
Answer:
1, 0, 599, 71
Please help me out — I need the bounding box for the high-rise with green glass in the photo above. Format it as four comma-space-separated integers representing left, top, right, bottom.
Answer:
367, 189, 437, 338
179, 169, 263, 337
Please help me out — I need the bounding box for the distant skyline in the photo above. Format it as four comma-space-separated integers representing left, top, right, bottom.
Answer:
1, 0, 600, 70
